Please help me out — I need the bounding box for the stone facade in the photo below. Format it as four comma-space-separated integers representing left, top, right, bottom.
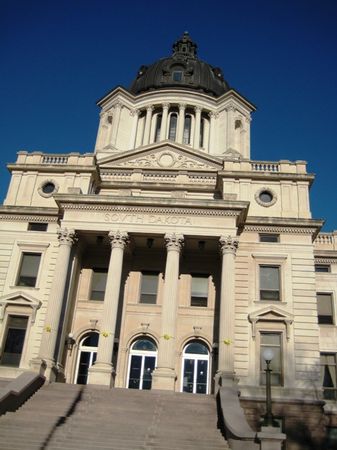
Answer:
0, 34, 336, 449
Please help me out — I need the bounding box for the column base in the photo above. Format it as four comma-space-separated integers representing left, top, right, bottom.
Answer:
257, 426, 286, 450
215, 370, 237, 388
151, 367, 176, 391
88, 362, 115, 387
30, 357, 60, 382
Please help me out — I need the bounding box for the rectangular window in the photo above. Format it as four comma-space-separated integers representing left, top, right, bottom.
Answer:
173, 71, 182, 81
260, 332, 282, 386
17, 253, 41, 287
260, 265, 280, 301
0, 316, 28, 367
320, 353, 337, 400
28, 223, 48, 232
191, 275, 208, 307
90, 269, 108, 301
259, 234, 279, 243
317, 293, 334, 324
315, 264, 331, 273
140, 272, 158, 304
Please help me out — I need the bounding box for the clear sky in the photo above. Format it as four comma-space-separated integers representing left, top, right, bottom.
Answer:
1, 0, 337, 230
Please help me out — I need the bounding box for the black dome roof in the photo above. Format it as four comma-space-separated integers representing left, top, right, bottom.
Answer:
129, 33, 230, 98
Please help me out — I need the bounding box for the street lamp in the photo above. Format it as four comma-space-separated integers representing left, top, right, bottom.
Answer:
262, 348, 279, 427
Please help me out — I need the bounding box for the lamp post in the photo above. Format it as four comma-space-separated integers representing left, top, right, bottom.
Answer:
262, 348, 279, 427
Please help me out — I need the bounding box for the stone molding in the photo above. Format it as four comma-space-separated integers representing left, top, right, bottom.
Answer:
244, 225, 318, 235
314, 257, 337, 264
248, 305, 294, 340
0, 214, 58, 222
254, 187, 278, 207
164, 233, 184, 252
61, 203, 242, 217
219, 235, 239, 255
0, 291, 42, 323
108, 230, 129, 249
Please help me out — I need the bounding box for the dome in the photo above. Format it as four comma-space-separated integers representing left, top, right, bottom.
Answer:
129, 32, 230, 98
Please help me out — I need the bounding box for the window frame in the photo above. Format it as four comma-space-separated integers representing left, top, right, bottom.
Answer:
315, 264, 331, 273
259, 265, 281, 301
139, 271, 159, 305
317, 292, 334, 325
89, 268, 108, 301
259, 331, 283, 387
320, 353, 337, 401
168, 113, 178, 141
190, 274, 209, 308
28, 223, 48, 232
259, 233, 280, 243
16, 252, 42, 288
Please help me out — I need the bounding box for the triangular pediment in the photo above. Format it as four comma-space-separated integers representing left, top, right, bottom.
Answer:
248, 305, 294, 340
98, 141, 223, 172
0, 291, 42, 323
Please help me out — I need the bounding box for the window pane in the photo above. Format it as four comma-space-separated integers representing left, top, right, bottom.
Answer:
132, 339, 157, 352
173, 71, 182, 81
315, 264, 330, 273
260, 266, 280, 300
17, 253, 41, 287
259, 234, 279, 243
140, 273, 158, 304
90, 269, 107, 301
321, 353, 337, 400
199, 118, 205, 147
28, 223, 48, 231
317, 293, 333, 324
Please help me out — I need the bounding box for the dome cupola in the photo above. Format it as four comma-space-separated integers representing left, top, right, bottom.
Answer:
130, 32, 230, 97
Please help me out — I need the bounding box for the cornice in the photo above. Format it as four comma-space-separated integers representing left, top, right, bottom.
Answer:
218, 170, 315, 185
7, 164, 97, 174
314, 257, 337, 264
243, 217, 324, 239
0, 206, 59, 222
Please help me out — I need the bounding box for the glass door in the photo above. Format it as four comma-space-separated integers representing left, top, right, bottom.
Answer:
75, 333, 98, 385
181, 340, 210, 394
127, 338, 157, 390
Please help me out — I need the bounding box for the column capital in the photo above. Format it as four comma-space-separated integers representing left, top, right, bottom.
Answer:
164, 233, 184, 252
219, 235, 238, 255
146, 105, 154, 112
209, 111, 219, 119
57, 228, 77, 246
162, 103, 170, 110
112, 101, 123, 110
130, 108, 141, 117
194, 106, 202, 114
108, 230, 129, 249
179, 103, 187, 111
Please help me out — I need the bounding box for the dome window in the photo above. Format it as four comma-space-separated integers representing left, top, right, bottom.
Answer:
173, 71, 183, 82
183, 115, 192, 145
154, 114, 162, 142
168, 113, 178, 141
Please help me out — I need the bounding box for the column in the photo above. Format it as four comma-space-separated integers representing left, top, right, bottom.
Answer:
129, 109, 140, 149
152, 233, 184, 391
142, 105, 154, 145
111, 102, 122, 147
95, 111, 107, 150
226, 105, 235, 151
160, 103, 170, 141
217, 235, 238, 386
193, 106, 202, 149
88, 231, 129, 387
35, 228, 77, 381
208, 111, 217, 152
176, 104, 186, 144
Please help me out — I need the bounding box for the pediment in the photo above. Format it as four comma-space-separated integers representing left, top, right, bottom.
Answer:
248, 305, 294, 340
0, 291, 42, 323
98, 142, 223, 172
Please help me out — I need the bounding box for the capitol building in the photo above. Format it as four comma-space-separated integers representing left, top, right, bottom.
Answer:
0, 33, 336, 448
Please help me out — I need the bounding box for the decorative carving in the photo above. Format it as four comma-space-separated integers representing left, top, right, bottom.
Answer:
130, 109, 140, 117
113, 150, 218, 170
222, 149, 242, 160
146, 105, 154, 112
315, 258, 337, 265
57, 228, 77, 246
209, 111, 219, 119
179, 103, 187, 110
113, 102, 123, 109
219, 235, 239, 255
244, 225, 317, 235
164, 233, 184, 252
248, 306, 294, 340
0, 291, 42, 323
0, 214, 58, 223
194, 106, 202, 114
108, 230, 129, 249
162, 103, 170, 110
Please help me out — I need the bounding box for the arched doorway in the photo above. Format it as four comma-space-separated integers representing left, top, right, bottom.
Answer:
181, 340, 210, 394
127, 338, 157, 390
75, 332, 99, 385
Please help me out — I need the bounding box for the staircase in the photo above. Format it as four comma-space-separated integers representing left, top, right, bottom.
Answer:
0, 383, 230, 450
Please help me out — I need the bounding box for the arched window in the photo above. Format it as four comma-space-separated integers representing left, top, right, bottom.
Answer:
168, 113, 177, 141
75, 332, 99, 385
183, 115, 192, 145
181, 340, 210, 394
154, 114, 162, 142
127, 338, 157, 390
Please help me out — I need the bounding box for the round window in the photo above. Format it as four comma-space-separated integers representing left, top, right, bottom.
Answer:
259, 190, 273, 203
42, 182, 56, 194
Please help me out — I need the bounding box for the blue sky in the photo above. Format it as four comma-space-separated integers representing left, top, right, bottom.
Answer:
1, 0, 337, 230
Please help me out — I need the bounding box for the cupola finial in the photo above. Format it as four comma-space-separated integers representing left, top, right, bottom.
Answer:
172, 32, 197, 59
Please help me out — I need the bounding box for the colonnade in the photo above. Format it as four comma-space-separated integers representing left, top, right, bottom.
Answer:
37, 228, 238, 388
